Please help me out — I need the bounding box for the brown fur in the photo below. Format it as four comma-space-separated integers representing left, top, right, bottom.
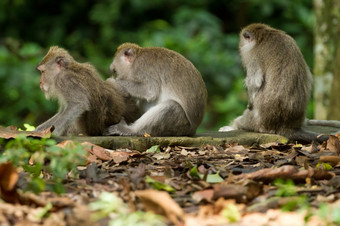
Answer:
105, 43, 207, 136
35, 46, 136, 136
220, 24, 328, 143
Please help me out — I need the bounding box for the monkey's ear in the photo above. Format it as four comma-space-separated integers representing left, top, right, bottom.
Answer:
243, 31, 253, 41
124, 48, 135, 63
55, 56, 68, 69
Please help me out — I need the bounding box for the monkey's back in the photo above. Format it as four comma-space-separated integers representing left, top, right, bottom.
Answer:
253, 31, 312, 132
139, 47, 208, 130
66, 63, 125, 135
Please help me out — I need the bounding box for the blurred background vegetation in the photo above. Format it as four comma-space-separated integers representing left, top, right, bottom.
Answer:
0, 0, 314, 132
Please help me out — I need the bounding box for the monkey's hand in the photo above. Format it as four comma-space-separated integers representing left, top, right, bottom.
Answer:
218, 126, 235, 132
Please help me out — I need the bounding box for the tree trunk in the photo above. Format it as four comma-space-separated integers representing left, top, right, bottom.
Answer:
328, 31, 340, 119
313, 0, 340, 120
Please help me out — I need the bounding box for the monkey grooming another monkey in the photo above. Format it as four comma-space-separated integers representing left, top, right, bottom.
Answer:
35, 46, 137, 136
219, 23, 328, 143
105, 43, 207, 136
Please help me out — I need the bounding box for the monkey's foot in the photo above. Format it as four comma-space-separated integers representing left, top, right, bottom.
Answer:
104, 124, 133, 136
218, 126, 235, 132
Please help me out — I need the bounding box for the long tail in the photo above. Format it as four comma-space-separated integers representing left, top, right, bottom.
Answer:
306, 119, 340, 128
283, 128, 329, 144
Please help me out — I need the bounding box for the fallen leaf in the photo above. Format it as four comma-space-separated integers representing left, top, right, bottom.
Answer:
192, 189, 214, 203
0, 126, 53, 139
180, 149, 188, 156
145, 176, 175, 192
326, 135, 340, 154
146, 145, 160, 153
0, 163, 19, 203
233, 165, 334, 183
143, 133, 151, 137
319, 156, 340, 167
213, 181, 262, 203
59, 141, 138, 164
82, 142, 113, 161
135, 189, 184, 225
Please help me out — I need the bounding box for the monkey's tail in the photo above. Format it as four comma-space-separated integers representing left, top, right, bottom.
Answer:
306, 119, 340, 128
283, 128, 329, 144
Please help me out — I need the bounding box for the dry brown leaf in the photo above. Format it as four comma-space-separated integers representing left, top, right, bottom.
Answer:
233, 165, 334, 183
233, 165, 297, 182
82, 142, 113, 161
192, 189, 214, 203
213, 181, 262, 203
0, 162, 20, 203
82, 142, 138, 164
135, 189, 184, 225
0, 126, 53, 139
319, 155, 340, 166
326, 135, 340, 154
58, 141, 137, 164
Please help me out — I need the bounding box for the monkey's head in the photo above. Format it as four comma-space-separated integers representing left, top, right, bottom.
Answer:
239, 23, 278, 53
110, 43, 141, 78
37, 46, 74, 99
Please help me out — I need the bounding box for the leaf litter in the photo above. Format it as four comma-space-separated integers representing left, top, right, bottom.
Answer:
0, 130, 340, 225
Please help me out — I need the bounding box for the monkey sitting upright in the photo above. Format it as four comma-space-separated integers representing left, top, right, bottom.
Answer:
219, 23, 328, 143
35, 46, 138, 136
105, 43, 208, 137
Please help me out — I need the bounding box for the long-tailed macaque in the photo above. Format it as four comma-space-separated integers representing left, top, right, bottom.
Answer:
35, 46, 139, 136
219, 23, 329, 143
105, 43, 207, 136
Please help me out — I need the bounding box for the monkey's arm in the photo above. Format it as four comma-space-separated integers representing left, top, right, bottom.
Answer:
35, 103, 85, 136
116, 79, 160, 102
245, 68, 264, 106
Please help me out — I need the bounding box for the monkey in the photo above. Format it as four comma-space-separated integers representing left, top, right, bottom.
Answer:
35, 46, 139, 136
104, 43, 208, 137
219, 23, 329, 143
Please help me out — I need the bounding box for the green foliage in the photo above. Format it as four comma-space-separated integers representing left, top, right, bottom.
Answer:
221, 203, 241, 223
0, 0, 315, 130
146, 145, 161, 153
189, 165, 223, 183
274, 179, 308, 211
317, 203, 340, 224
0, 41, 57, 127
89, 192, 166, 226
274, 178, 297, 197
145, 176, 175, 192
0, 134, 86, 194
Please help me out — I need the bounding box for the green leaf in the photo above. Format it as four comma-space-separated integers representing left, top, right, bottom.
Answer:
221, 203, 241, 222
23, 123, 35, 131
145, 176, 175, 192
189, 166, 200, 179
189, 166, 223, 183
35, 202, 52, 219
205, 171, 224, 183
146, 145, 161, 153
316, 163, 333, 170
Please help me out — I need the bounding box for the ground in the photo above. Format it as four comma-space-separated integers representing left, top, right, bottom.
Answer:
0, 125, 339, 225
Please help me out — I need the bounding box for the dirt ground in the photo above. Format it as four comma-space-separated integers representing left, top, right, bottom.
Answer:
0, 126, 340, 225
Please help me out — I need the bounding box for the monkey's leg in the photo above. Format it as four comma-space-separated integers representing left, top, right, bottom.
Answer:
35, 105, 85, 136
105, 100, 192, 136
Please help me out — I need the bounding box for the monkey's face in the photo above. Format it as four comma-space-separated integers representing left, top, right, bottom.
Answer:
110, 50, 134, 79
36, 59, 61, 99
239, 29, 256, 57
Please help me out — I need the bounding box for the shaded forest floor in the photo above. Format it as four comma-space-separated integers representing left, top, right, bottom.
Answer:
0, 126, 340, 225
